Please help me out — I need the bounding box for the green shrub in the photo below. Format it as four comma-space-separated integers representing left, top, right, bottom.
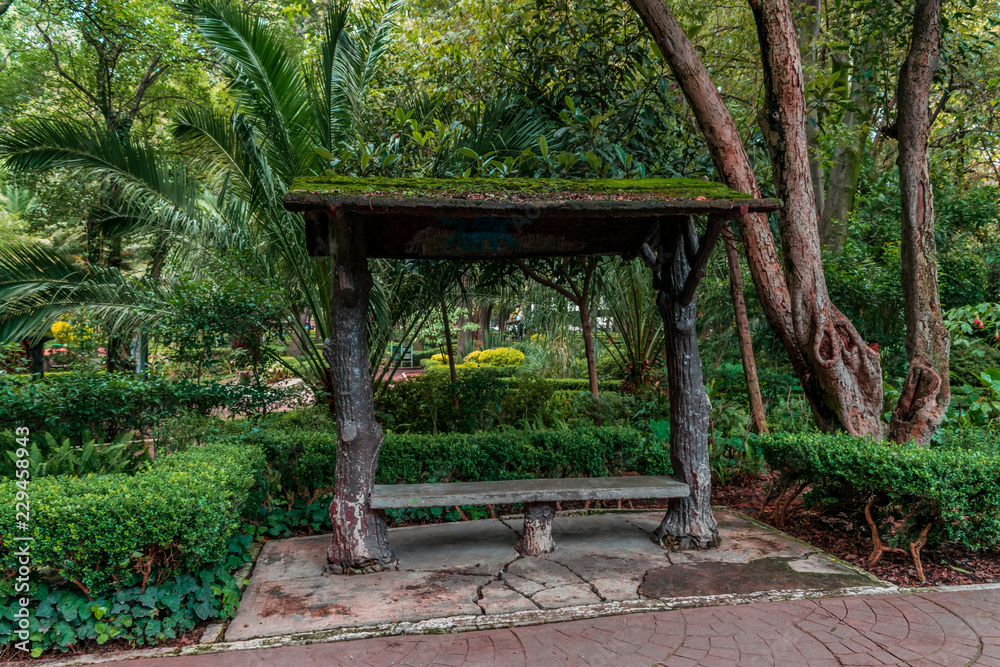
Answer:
225, 417, 667, 500
375, 372, 624, 434
380, 426, 669, 483
759, 432, 1000, 579
465, 347, 525, 366
0, 441, 265, 600
949, 341, 1000, 387
0, 533, 249, 656
0, 372, 232, 443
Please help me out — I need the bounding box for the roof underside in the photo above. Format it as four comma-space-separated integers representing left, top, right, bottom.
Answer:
285, 177, 780, 259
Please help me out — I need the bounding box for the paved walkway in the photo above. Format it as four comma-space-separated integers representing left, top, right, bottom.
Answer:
127, 587, 1000, 667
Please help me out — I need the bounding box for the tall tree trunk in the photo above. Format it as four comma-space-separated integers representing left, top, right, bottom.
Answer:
479, 305, 492, 348
628, 0, 884, 436
722, 227, 769, 434
796, 0, 825, 218
750, 0, 884, 436
653, 218, 719, 549
440, 294, 458, 383
580, 303, 599, 400
820, 52, 870, 253
888, 0, 949, 445
324, 212, 395, 573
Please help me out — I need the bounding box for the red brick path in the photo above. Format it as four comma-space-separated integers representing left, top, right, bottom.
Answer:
130, 588, 1000, 666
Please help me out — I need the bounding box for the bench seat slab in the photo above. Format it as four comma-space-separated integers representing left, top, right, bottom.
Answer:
370, 475, 689, 509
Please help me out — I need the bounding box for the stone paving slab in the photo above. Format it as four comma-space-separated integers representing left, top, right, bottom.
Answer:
124, 588, 1000, 666
226, 509, 886, 642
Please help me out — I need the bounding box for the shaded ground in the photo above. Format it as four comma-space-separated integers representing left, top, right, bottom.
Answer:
226, 509, 884, 642
714, 474, 1000, 588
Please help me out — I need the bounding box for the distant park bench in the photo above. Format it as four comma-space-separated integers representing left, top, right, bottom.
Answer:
371, 475, 690, 556
388, 343, 413, 367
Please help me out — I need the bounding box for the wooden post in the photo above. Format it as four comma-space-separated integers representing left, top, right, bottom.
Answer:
652, 217, 720, 549
722, 227, 768, 434
323, 210, 396, 573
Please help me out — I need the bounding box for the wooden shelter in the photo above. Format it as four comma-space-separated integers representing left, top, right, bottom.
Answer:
283, 176, 779, 572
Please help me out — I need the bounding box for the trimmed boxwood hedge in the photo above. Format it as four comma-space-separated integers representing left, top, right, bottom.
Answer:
759, 432, 1000, 579
0, 441, 265, 599
229, 419, 669, 498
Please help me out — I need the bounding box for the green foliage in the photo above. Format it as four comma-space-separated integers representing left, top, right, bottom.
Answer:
0, 341, 27, 374
1, 430, 149, 479
0, 371, 233, 444
760, 432, 1000, 552
945, 368, 1000, 430
948, 342, 1000, 387
375, 369, 628, 433
0, 441, 264, 600
156, 271, 286, 377
0, 533, 250, 656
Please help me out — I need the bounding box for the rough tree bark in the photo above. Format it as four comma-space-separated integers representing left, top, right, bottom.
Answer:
628, 0, 884, 436
652, 218, 719, 549
750, 0, 885, 436
722, 227, 768, 434
888, 0, 949, 445
323, 211, 396, 573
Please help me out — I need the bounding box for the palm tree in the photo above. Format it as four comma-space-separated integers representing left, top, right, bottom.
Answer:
0, 0, 404, 388
171, 0, 403, 395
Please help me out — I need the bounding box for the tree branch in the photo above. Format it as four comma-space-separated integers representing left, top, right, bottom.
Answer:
35, 23, 100, 108
124, 56, 166, 126
511, 259, 580, 304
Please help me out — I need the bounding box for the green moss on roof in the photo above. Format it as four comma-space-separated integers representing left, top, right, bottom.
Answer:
288, 176, 752, 201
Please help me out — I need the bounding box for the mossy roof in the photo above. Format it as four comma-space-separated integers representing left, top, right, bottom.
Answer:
287, 176, 754, 202
285, 176, 779, 259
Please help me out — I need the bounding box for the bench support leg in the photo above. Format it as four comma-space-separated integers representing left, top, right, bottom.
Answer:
516, 502, 557, 556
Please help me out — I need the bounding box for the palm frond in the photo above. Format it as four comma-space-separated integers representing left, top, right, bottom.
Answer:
179, 0, 316, 184
0, 242, 167, 343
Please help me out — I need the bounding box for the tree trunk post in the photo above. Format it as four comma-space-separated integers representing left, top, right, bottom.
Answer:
722, 227, 768, 434
653, 217, 719, 549
324, 210, 396, 574
888, 0, 949, 445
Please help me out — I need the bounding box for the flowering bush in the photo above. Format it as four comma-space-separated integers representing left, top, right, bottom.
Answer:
471, 347, 525, 367
945, 303, 1000, 348
50, 317, 97, 349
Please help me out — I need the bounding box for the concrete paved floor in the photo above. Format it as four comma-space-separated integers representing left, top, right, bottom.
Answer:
126, 587, 1000, 666
226, 509, 884, 642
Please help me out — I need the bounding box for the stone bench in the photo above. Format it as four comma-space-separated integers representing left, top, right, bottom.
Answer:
371, 475, 690, 556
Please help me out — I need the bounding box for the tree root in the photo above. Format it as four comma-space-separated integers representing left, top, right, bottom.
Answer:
864, 498, 935, 583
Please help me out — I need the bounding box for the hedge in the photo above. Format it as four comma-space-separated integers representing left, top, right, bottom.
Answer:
375, 371, 625, 434
229, 419, 669, 499
0, 441, 265, 599
759, 432, 1000, 581
377, 426, 669, 484
0, 372, 233, 442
